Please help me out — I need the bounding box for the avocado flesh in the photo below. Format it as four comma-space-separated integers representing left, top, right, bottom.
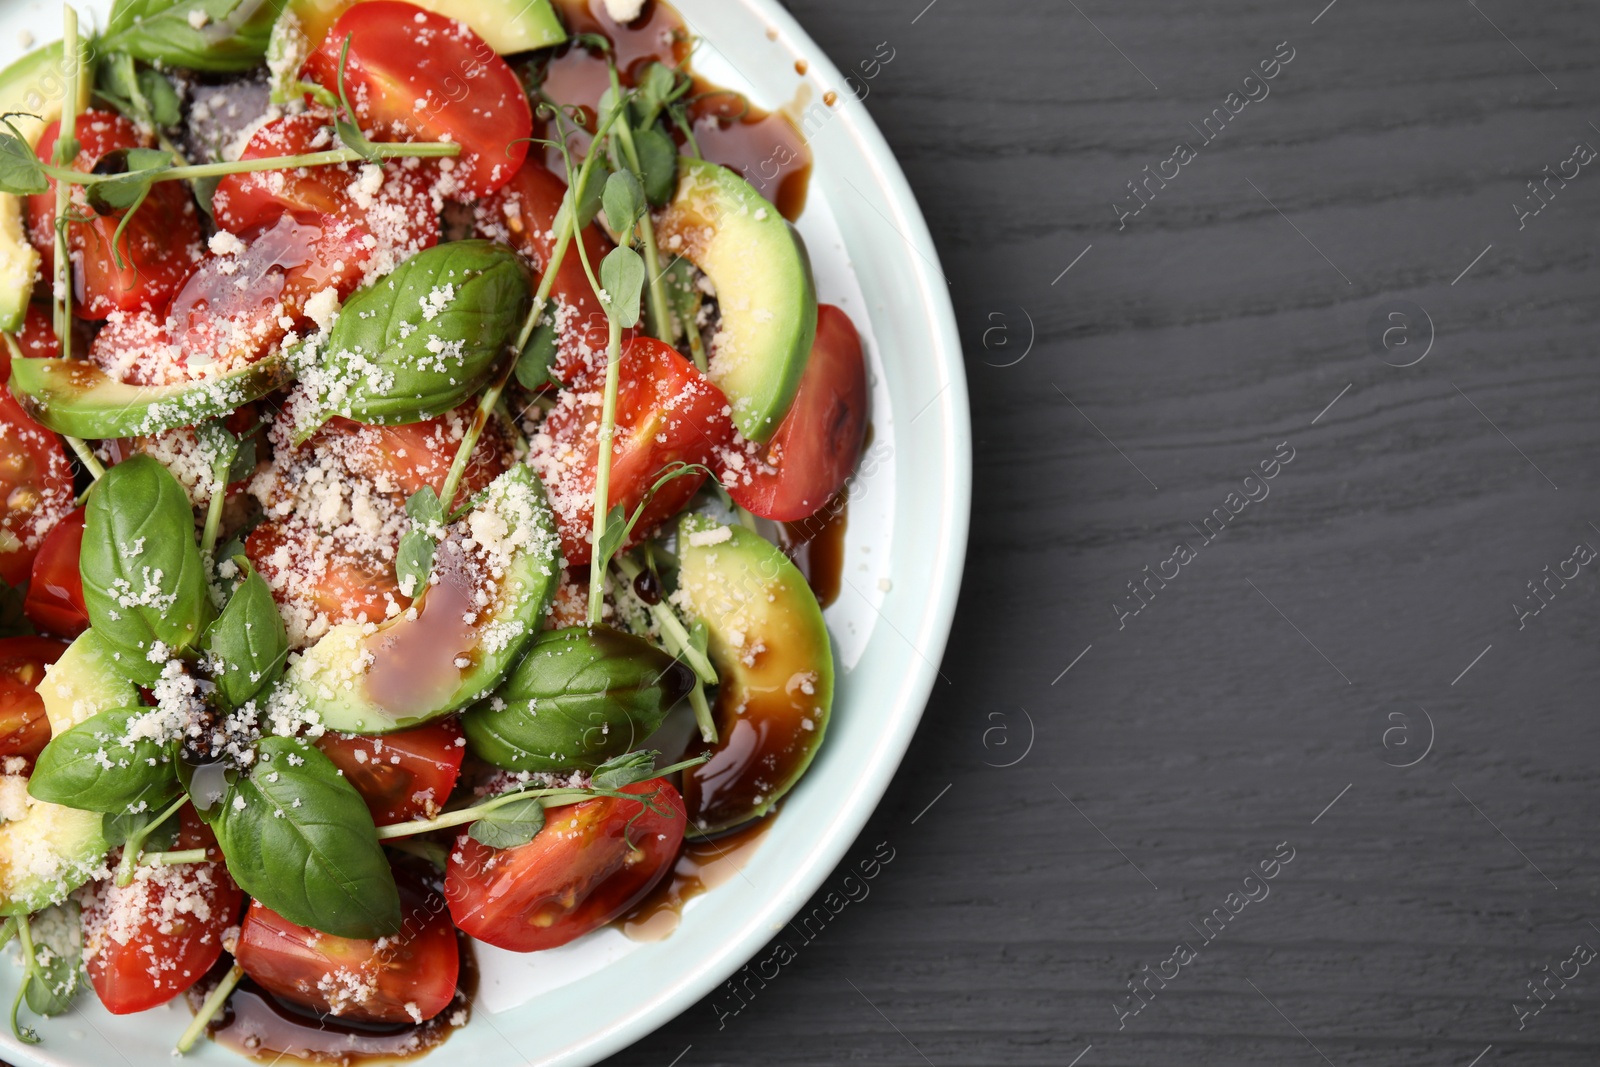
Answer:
675, 514, 833, 835
287, 466, 560, 734
282, 0, 567, 55
0, 633, 125, 916
0, 41, 94, 333
655, 157, 817, 444
8, 353, 292, 440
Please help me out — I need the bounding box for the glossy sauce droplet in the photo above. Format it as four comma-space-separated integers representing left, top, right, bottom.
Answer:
794, 59, 808, 75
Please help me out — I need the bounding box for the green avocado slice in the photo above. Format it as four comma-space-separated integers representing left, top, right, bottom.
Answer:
284, 466, 560, 734
8, 354, 293, 440
655, 156, 818, 443
674, 513, 833, 835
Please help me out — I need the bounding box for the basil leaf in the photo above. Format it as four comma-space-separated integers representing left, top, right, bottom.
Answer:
467, 794, 546, 849
395, 529, 436, 599
81, 455, 213, 683
633, 126, 678, 207
515, 317, 558, 390
102, 0, 277, 73
102, 808, 177, 851
201, 563, 288, 709
602, 168, 645, 236
600, 245, 645, 329
29, 706, 181, 814
591, 749, 661, 790
404, 486, 444, 527
298, 241, 531, 438
464, 627, 692, 772
214, 738, 400, 938
0, 125, 47, 196
23, 903, 82, 1017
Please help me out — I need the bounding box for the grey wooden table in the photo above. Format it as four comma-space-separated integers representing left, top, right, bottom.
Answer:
607, 1, 1600, 1064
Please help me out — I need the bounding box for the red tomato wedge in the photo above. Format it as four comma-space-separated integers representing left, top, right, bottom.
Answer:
531, 337, 734, 566
236, 871, 459, 1023
723, 304, 869, 521
22, 506, 86, 638
304, 411, 513, 512
446, 779, 686, 952
245, 516, 411, 632
83, 839, 244, 1015
302, 1, 532, 200
316, 720, 466, 826
26, 111, 202, 320
476, 159, 618, 384
0, 636, 66, 760
0, 390, 75, 586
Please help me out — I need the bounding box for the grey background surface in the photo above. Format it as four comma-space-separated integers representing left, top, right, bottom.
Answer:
608, 1, 1600, 1065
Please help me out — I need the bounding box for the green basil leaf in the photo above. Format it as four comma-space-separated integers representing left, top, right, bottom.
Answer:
395, 529, 436, 599
102, 0, 277, 73
23, 903, 82, 1017
514, 316, 558, 390
464, 627, 692, 772
29, 706, 181, 814
101, 808, 177, 851
591, 748, 661, 791
467, 794, 546, 849
201, 563, 288, 709
81, 455, 213, 683
213, 737, 401, 938
404, 486, 444, 527
600, 245, 645, 329
602, 168, 645, 236
0, 125, 47, 196
298, 241, 531, 437
633, 126, 678, 207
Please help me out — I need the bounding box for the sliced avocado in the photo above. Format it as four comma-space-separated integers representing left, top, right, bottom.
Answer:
8, 352, 292, 440
279, 0, 566, 58
674, 513, 833, 835
39, 630, 141, 734
654, 157, 817, 443
285, 466, 560, 734
0, 796, 106, 916
0, 40, 95, 333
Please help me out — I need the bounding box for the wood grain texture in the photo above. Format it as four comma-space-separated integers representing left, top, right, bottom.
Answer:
603, 0, 1600, 1064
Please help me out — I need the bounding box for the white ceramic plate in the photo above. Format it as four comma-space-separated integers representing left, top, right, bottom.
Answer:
0, 1, 969, 1063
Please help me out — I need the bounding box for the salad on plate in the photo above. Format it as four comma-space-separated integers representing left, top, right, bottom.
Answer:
0, 0, 870, 1057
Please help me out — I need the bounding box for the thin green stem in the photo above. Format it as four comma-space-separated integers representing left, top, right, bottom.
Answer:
11, 915, 35, 1043
587, 317, 623, 624
200, 477, 227, 559
140, 848, 208, 868
116, 794, 188, 887
612, 553, 717, 685
687, 680, 716, 744
606, 65, 673, 345
52, 6, 79, 344
175, 963, 240, 1055
39, 142, 459, 191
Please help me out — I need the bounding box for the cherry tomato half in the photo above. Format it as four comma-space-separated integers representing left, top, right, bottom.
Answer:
245, 516, 410, 634
317, 719, 465, 826
445, 779, 686, 952
83, 831, 244, 1015
303, 1, 532, 200
724, 304, 869, 521
22, 506, 86, 638
305, 410, 512, 512
236, 871, 459, 1023
476, 159, 618, 384
533, 337, 733, 566
0, 636, 66, 759
27, 111, 202, 320
0, 390, 75, 586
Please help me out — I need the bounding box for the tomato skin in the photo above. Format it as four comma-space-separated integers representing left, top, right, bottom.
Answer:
723, 305, 868, 522
245, 516, 410, 632
305, 411, 513, 512
317, 719, 466, 825
476, 160, 617, 384
83, 849, 243, 1015
236, 873, 459, 1023
22, 506, 87, 638
0, 389, 76, 586
303, 2, 532, 199
26, 112, 202, 320
534, 338, 734, 566
445, 779, 686, 952
0, 636, 66, 759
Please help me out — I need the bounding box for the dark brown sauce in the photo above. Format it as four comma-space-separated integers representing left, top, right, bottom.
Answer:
539, 0, 812, 221
194, 941, 476, 1065
365, 536, 484, 717
619, 812, 775, 941
779, 487, 848, 609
